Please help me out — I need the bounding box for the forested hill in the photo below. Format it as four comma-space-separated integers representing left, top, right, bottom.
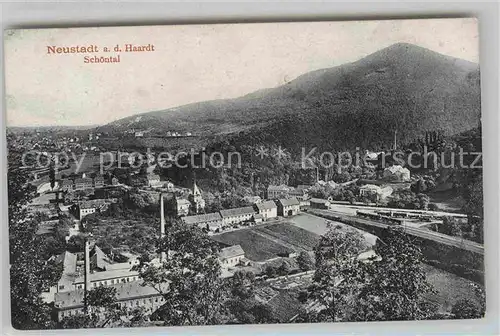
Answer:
99, 43, 481, 152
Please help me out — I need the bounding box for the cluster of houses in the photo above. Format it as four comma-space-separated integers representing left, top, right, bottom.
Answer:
47, 243, 166, 321
266, 184, 310, 200
71, 198, 118, 220
49, 240, 249, 321
170, 181, 205, 217
182, 198, 301, 232
60, 174, 111, 192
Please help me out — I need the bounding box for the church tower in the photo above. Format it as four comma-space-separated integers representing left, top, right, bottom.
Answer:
189, 175, 205, 214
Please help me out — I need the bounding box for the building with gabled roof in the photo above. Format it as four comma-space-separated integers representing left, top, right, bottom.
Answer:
219, 245, 245, 267
54, 280, 169, 321
310, 198, 331, 209
267, 184, 290, 199
61, 179, 74, 192
175, 198, 191, 217
45, 244, 142, 298
93, 175, 105, 188
54, 251, 78, 292
254, 200, 278, 220
219, 206, 255, 226
74, 199, 113, 219
253, 213, 264, 223
182, 212, 222, 231
74, 177, 93, 190
277, 197, 300, 217
289, 187, 308, 198
90, 245, 112, 271
146, 173, 161, 187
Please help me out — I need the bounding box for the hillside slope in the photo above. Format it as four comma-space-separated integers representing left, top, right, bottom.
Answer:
98, 43, 481, 151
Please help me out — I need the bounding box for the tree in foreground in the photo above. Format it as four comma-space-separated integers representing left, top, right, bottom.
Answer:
140, 222, 230, 326
299, 224, 437, 323
350, 227, 437, 322
59, 286, 146, 329
300, 223, 368, 322
224, 270, 277, 324
8, 147, 59, 330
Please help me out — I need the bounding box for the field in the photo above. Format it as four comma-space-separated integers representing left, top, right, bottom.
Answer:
212, 214, 381, 262
211, 229, 294, 261
255, 223, 320, 250
288, 213, 378, 246
213, 216, 482, 314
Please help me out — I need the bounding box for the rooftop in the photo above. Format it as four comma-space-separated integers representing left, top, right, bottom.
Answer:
75, 177, 93, 184
176, 198, 191, 206
277, 197, 300, 207
74, 268, 139, 284
92, 245, 111, 270
182, 212, 222, 225
289, 188, 307, 195
310, 198, 330, 204
54, 280, 168, 309
55, 251, 78, 284
219, 245, 245, 259
219, 206, 255, 218
78, 199, 111, 209
267, 185, 290, 191
36, 220, 59, 235
255, 200, 277, 211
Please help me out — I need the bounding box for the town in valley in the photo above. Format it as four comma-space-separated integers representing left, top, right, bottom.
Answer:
6, 20, 485, 330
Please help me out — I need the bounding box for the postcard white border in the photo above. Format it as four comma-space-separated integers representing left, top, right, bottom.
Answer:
0, 1, 498, 335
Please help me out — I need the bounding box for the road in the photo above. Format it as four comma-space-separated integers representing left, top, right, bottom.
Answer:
309, 209, 484, 255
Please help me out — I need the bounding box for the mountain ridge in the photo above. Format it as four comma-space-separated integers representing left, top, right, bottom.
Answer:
98, 43, 480, 151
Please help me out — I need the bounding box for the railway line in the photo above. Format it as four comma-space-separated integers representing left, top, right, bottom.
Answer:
309, 209, 484, 255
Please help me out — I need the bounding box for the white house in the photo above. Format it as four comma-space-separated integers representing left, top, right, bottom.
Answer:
254, 200, 278, 220
219, 245, 245, 268
219, 207, 255, 226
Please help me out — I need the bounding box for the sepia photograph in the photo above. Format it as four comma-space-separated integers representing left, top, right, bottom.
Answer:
4, 18, 485, 330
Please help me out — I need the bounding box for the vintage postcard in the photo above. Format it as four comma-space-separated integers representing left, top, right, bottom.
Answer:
4, 18, 484, 330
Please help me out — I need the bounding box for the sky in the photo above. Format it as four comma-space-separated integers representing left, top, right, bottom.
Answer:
4, 18, 479, 127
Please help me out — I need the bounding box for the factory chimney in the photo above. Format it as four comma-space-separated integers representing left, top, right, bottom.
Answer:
160, 193, 165, 237
83, 237, 92, 315
160, 193, 166, 261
